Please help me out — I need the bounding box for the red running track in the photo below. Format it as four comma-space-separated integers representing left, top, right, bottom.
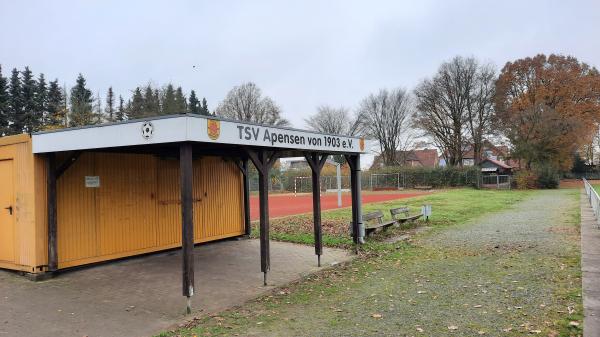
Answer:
249, 192, 427, 220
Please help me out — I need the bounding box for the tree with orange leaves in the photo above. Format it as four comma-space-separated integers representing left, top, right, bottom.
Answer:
495, 54, 600, 170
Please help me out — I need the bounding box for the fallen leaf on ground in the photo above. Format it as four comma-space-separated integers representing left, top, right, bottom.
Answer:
371, 313, 382, 318
448, 325, 458, 330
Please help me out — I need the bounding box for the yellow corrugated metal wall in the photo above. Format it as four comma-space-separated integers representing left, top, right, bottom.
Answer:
0, 135, 40, 272
56, 152, 245, 269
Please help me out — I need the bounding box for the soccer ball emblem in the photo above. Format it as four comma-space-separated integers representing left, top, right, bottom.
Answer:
141, 122, 154, 140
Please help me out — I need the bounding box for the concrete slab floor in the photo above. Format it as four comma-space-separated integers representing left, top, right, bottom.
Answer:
0, 239, 352, 337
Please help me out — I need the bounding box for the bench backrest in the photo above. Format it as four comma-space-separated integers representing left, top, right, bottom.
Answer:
362, 210, 384, 224
390, 206, 410, 219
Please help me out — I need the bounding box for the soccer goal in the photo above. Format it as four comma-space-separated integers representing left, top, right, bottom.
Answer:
370, 173, 403, 190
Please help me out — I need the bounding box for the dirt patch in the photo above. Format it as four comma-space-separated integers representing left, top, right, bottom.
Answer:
560, 179, 583, 189
250, 191, 429, 220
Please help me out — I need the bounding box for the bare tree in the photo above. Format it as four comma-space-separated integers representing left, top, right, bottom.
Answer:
466, 62, 496, 165
215, 82, 289, 126
414, 56, 495, 166
358, 88, 412, 166
304, 105, 362, 136
305, 105, 364, 164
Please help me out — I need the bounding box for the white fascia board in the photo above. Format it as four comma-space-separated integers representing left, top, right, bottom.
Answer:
32, 115, 366, 154
32, 117, 187, 153
187, 117, 365, 153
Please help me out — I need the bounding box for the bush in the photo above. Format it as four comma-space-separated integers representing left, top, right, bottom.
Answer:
535, 165, 560, 189
367, 166, 481, 189
514, 170, 538, 189
514, 165, 560, 189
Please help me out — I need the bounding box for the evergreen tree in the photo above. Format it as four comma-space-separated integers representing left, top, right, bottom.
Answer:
35, 73, 48, 128
8, 68, 22, 134
200, 97, 210, 115
94, 91, 102, 119
188, 90, 200, 113
105, 87, 115, 122
0, 65, 9, 135
116, 95, 126, 121
21, 67, 40, 132
129, 87, 144, 119
142, 85, 160, 116
46, 79, 64, 128
69, 73, 97, 126
162, 84, 177, 114
174, 86, 187, 113
61, 85, 69, 127
153, 89, 161, 114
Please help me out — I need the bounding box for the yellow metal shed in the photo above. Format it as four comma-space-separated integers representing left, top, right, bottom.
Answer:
0, 133, 245, 273
1, 114, 366, 312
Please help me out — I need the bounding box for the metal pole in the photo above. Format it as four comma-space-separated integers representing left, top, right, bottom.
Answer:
311, 157, 323, 267
180, 143, 195, 314
242, 159, 251, 236
336, 163, 342, 207
257, 152, 270, 286
349, 155, 363, 245
47, 153, 58, 272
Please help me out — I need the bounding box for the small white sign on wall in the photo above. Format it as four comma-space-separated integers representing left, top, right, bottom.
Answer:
85, 176, 100, 188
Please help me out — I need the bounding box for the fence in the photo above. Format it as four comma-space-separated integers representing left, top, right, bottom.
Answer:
249, 167, 481, 192
367, 168, 480, 190
480, 175, 512, 190
583, 178, 600, 225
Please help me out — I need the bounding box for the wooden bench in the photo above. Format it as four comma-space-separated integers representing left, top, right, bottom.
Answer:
414, 185, 433, 190
390, 206, 423, 224
363, 210, 396, 236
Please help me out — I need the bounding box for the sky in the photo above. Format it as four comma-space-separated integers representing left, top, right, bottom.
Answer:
1, 0, 599, 131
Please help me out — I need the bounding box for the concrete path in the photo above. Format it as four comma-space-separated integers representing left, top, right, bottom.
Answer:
0, 239, 352, 337
581, 190, 600, 336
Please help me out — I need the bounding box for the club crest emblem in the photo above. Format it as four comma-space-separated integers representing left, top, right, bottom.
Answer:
359, 138, 365, 151
207, 119, 220, 140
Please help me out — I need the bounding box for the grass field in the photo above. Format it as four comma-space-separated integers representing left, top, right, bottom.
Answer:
160, 188, 582, 337
252, 188, 533, 249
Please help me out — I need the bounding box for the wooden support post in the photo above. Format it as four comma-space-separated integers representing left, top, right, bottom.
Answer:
246, 149, 278, 286
242, 159, 251, 236
346, 154, 362, 246
305, 153, 328, 267
180, 143, 195, 314
47, 153, 58, 272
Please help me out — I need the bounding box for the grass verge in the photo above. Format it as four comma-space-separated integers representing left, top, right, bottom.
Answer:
160, 188, 582, 337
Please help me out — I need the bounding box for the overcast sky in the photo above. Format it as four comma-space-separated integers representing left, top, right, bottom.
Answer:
1, 0, 599, 129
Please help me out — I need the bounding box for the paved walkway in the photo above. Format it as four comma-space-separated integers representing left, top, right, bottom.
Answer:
0, 239, 352, 337
581, 190, 600, 336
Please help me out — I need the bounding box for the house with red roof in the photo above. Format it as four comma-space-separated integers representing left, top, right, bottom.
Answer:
370, 149, 439, 169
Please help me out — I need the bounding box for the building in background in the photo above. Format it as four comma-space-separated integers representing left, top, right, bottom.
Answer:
370, 149, 439, 170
